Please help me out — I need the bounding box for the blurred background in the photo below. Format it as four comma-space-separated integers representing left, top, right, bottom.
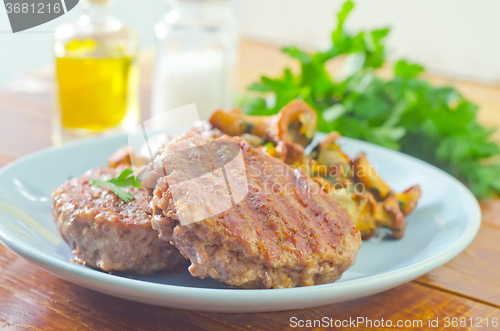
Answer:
0, 0, 499, 198
1, 0, 499, 86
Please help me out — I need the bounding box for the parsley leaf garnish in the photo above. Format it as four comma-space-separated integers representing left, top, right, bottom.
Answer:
89, 168, 142, 203
240, 0, 500, 198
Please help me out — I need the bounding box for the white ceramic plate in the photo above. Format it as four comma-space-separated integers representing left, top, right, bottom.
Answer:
0, 133, 481, 313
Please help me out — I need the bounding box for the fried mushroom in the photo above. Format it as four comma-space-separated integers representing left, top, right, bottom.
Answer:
209, 100, 317, 164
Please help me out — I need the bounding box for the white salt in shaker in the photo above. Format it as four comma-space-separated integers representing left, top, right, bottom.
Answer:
151, 0, 238, 122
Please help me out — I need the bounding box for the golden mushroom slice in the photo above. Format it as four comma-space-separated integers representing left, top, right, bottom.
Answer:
276, 100, 317, 148
373, 193, 406, 239
209, 100, 317, 165
240, 133, 265, 147
319, 131, 341, 151
352, 152, 392, 201
318, 177, 408, 239
352, 193, 378, 239
326, 188, 377, 239
302, 160, 330, 177
397, 185, 421, 216
258, 141, 286, 160
277, 100, 317, 164
311, 176, 334, 192
352, 152, 421, 216
309, 134, 420, 240
315, 131, 350, 168
209, 108, 276, 138
328, 187, 357, 217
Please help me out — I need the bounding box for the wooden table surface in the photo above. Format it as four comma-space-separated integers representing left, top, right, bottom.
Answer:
1, 40, 500, 331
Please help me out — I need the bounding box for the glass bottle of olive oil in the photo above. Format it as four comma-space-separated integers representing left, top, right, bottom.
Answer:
53, 0, 138, 144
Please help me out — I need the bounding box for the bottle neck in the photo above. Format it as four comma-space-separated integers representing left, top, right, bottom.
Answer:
80, 0, 111, 25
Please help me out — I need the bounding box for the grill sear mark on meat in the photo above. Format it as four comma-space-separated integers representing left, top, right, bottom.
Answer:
144, 131, 361, 288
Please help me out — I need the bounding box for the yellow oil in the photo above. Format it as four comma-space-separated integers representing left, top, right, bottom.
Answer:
56, 53, 137, 131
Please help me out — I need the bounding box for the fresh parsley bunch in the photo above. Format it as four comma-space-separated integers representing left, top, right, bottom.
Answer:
240, 0, 500, 198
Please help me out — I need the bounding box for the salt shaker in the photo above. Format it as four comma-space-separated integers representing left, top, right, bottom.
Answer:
151, 0, 238, 122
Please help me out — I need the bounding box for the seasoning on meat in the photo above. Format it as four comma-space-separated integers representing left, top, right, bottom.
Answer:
143, 131, 361, 288
52, 166, 186, 275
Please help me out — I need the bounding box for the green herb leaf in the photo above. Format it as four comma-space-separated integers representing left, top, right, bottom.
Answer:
395, 60, 424, 78
332, 0, 354, 47
248, 83, 273, 93
89, 168, 141, 203
282, 46, 312, 64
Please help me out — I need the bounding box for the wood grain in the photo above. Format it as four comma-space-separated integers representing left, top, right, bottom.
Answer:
414, 200, 500, 308
416, 223, 500, 308
0, 91, 52, 160
480, 199, 500, 228
0, 245, 498, 331
1, 40, 500, 330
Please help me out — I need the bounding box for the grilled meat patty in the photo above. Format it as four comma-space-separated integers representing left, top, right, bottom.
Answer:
52, 166, 185, 275
142, 131, 361, 288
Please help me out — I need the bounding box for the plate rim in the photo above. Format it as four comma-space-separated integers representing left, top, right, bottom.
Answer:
0, 133, 482, 312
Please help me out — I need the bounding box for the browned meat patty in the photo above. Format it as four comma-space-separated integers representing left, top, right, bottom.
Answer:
52, 166, 185, 275
142, 131, 361, 288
